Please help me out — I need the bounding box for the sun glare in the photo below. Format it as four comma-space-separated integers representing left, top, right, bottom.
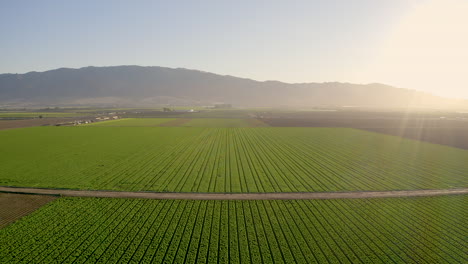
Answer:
370, 0, 468, 98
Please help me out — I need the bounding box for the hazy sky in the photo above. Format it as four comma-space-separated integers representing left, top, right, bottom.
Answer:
1, 0, 467, 99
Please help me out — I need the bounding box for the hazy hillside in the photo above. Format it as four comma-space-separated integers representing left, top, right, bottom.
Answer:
0, 66, 466, 108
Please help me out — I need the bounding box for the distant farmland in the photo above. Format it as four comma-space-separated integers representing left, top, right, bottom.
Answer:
88, 118, 268, 127
86, 118, 178, 127
180, 118, 268, 127
0, 112, 82, 118
0, 196, 465, 263
0, 124, 466, 192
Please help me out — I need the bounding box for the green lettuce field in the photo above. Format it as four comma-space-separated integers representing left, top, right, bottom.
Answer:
1, 125, 467, 192
1, 196, 466, 263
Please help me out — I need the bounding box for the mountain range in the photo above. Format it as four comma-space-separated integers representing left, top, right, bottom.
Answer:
0, 65, 466, 109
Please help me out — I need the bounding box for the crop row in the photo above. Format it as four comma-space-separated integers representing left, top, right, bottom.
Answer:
0, 195, 466, 263
1, 127, 467, 192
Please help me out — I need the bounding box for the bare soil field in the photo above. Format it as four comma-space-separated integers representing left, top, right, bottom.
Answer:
246, 118, 270, 127
260, 111, 468, 149
0, 118, 75, 130
361, 127, 468, 149
0, 192, 57, 228
0, 186, 466, 200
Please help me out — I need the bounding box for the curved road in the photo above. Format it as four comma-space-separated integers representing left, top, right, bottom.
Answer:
0, 186, 467, 200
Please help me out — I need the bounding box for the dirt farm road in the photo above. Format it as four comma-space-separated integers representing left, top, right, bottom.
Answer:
0, 186, 467, 200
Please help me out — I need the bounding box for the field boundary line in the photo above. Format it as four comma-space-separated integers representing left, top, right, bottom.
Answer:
0, 186, 467, 200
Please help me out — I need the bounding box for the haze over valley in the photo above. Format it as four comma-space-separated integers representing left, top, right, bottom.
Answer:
1, 65, 466, 109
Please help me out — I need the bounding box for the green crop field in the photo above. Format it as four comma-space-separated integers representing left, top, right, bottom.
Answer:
86, 118, 268, 127
0, 196, 465, 263
181, 118, 267, 127
86, 118, 176, 126
1, 126, 467, 192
